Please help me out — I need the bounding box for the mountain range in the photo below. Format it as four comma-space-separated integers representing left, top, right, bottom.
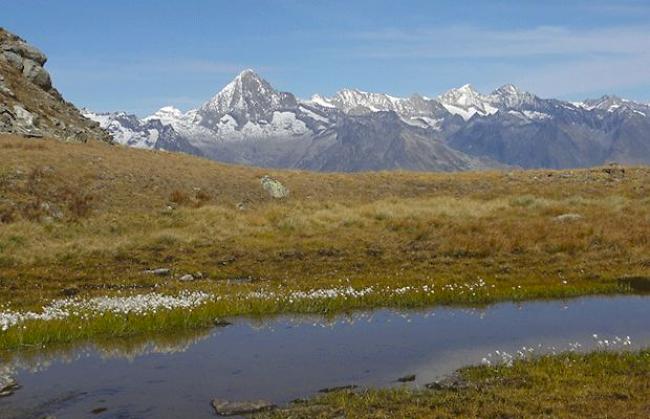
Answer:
85, 69, 650, 172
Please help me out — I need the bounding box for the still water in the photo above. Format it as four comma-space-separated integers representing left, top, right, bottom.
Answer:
1, 295, 649, 418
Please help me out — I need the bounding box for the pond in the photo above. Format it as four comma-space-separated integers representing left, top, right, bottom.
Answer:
1, 295, 649, 418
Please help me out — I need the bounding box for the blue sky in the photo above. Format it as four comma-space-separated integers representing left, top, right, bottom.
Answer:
4, 0, 650, 115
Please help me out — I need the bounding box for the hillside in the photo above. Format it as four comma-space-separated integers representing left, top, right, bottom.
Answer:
1, 133, 649, 318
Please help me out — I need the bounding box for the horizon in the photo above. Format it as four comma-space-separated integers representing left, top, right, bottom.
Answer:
4, 0, 650, 116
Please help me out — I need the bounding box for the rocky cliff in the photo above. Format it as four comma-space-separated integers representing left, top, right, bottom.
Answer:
0, 28, 110, 142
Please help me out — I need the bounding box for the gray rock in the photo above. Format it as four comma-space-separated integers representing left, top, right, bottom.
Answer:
397, 374, 416, 383
0, 374, 19, 397
211, 399, 276, 416
22, 58, 52, 90
2, 38, 47, 65
260, 175, 289, 199
144, 268, 171, 276
425, 375, 471, 391
554, 213, 583, 222
179, 274, 194, 282
1, 50, 24, 71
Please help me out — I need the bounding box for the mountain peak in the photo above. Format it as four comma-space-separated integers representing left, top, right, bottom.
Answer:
489, 84, 538, 109
439, 84, 482, 105
236, 68, 261, 81
493, 84, 522, 95
197, 70, 297, 128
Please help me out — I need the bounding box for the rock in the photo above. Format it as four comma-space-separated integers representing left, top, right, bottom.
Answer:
211, 399, 276, 416
0, 374, 19, 397
397, 374, 416, 383
318, 384, 358, 393
179, 274, 194, 282
22, 58, 52, 90
1, 50, 24, 71
260, 175, 289, 199
213, 318, 232, 327
144, 268, 171, 276
425, 375, 471, 391
2, 37, 47, 65
602, 163, 625, 176
554, 213, 583, 222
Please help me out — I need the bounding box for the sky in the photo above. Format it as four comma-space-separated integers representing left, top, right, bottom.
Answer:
3, 0, 650, 116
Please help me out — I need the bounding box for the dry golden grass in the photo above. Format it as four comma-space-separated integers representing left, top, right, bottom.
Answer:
0, 134, 649, 310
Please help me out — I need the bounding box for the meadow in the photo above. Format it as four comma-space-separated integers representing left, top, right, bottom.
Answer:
1, 134, 649, 349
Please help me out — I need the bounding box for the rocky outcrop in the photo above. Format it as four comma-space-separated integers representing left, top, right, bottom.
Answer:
0, 28, 110, 142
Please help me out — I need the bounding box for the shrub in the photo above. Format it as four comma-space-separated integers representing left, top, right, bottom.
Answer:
66, 189, 94, 220
169, 189, 190, 205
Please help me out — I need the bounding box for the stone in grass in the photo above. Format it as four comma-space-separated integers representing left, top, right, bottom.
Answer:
211, 399, 276, 416
0, 374, 19, 397
260, 175, 289, 199
397, 374, 416, 383
179, 274, 194, 282
144, 268, 171, 276
425, 375, 471, 391
554, 213, 583, 223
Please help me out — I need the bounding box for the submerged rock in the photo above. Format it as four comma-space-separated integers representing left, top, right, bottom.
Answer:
0, 374, 19, 397
260, 175, 289, 199
211, 399, 276, 416
397, 374, 416, 383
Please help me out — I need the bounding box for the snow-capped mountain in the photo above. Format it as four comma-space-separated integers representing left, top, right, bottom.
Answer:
90, 69, 650, 171
438, 84, 498, 120
197, 69, 299, 129
83, 110, 201, 155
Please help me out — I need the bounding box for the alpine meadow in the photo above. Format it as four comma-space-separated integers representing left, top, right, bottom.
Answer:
1, 2, 650, 418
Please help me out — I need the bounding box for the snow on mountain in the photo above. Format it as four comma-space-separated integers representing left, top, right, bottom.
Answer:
327, 89, 406, 113
306, 94, 336, 108
84, 110, 158, 149
83, 109, 201, 155
197, 69, 298, 128
438, 84, 498, 120
488, 84, 539, 109
89, 68, 650, 171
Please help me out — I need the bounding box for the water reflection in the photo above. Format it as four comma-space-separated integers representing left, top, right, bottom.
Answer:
1, 296, 649, 419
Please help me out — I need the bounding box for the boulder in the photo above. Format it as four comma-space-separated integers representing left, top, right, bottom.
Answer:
22, 58, 52, 90
0, 374, 19, 397
211, 399, 276, 416
554, 213, 583, 222
260, 175, 289, 199
179, 274, 194, 282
